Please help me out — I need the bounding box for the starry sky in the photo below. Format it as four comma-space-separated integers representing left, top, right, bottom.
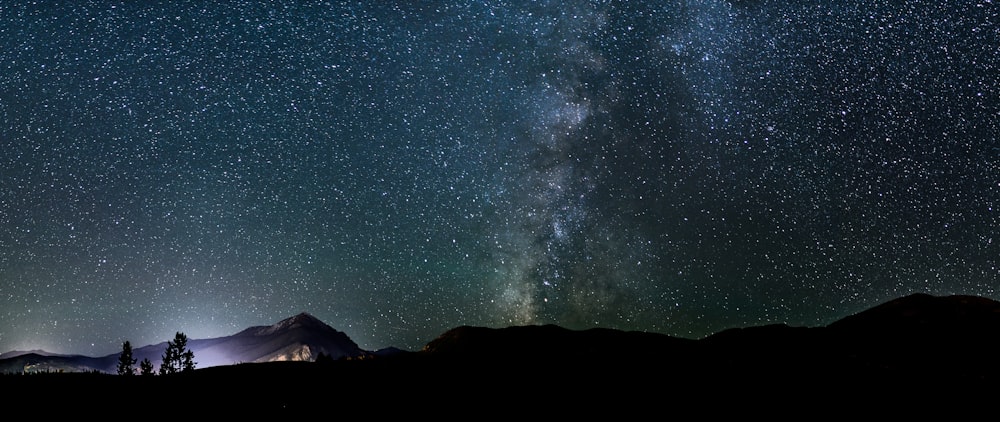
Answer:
1, 0, 998, 356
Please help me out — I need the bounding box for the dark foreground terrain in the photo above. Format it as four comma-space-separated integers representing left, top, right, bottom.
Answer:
2, 344, 994, 416
5, 294, 1000, 414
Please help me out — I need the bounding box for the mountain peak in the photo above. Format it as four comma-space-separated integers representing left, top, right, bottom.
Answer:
257, 312, 329, 335
287, 312, 321, 324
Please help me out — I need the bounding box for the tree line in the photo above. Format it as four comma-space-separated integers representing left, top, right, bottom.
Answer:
116, 331, 196, 376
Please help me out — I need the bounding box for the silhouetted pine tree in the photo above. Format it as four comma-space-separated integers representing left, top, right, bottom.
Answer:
139, 357, 155, 376
180, 348, 196, 373
159, 340, 177, 375
117, 340, 137, 376
159, 332, 195, 375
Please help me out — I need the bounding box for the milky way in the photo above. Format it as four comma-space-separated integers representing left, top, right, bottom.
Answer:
1, 1, 998, 355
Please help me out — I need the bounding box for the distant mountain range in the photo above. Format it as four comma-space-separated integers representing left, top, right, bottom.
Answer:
0, 312, 367, 374
4, 293, 1000, 388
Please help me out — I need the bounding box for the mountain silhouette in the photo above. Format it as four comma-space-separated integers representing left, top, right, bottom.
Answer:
827, 292, 1000, 334
420, 323, 696, 367
0, 349, 69, 360
413, 293, 1000, 397
822, 293, 1000, 382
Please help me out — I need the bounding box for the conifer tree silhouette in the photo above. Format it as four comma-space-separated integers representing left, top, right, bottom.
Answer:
139, 357, 155, 376
159, 332, 196, 375
117, 340, 136, 376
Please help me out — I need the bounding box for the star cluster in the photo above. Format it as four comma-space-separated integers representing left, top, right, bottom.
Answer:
1, 1, 998, 355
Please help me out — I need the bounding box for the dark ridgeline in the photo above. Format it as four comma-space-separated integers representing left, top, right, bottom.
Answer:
2, 293, 999, 412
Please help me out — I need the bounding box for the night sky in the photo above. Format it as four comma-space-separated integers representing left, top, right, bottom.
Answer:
2, 0, 998, 356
